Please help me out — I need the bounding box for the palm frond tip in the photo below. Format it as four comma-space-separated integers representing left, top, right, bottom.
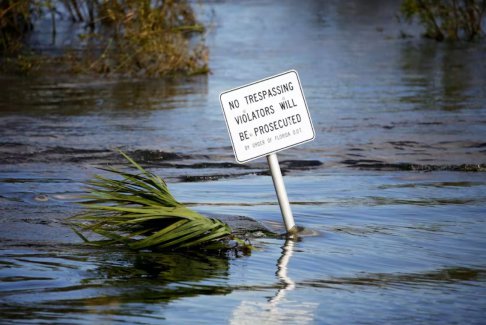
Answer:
71, 150, 233, 250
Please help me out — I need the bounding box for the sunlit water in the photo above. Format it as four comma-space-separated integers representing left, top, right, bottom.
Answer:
1, 0, 486, 324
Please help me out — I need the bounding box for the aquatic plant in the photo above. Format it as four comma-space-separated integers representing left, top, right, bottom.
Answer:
73, 0, 208, 76
0, 0, 208, 76
71, 150, 240, 251
400, 0, 486, 41
0, 1, 32, 54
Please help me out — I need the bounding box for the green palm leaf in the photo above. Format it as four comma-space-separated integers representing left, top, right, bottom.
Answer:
71, 150, 233, 250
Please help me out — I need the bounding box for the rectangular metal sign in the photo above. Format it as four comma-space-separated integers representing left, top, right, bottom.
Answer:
220, 70, 315, 163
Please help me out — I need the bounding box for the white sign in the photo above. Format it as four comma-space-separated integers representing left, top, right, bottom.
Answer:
220, 70, 315, 163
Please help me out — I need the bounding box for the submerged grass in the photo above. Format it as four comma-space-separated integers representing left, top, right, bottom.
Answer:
1, 0, 208, 76
71, 150, 243, 251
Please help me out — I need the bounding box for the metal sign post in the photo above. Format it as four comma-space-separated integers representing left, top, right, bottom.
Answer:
267, 153, 296, 233
220, 70, 314, 235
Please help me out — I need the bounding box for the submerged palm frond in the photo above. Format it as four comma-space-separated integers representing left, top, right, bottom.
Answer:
71, 150, 233, 250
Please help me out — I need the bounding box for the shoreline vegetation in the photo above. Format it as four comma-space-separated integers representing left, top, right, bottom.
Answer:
0, 0, 209, 76
400, 0, 485, 41
1, 1, 484, 77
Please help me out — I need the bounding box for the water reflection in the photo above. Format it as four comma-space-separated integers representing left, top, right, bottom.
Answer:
231, 238, 317, 325
270, 239, 296, 304
0, 246, 232, 322
301, 267, 486, 289
399, 41, 481, 111
0, 75, 208, 115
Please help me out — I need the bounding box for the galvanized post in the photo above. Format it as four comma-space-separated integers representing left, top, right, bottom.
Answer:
267, 153, 296, 234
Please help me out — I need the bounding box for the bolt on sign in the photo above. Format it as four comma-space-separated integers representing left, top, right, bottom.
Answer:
220, 70, 315, 163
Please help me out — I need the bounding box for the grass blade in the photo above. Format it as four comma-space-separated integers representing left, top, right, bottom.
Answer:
71, 150, 235, 251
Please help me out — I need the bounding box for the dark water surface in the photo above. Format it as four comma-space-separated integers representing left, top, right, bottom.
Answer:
1, 1, 486, 324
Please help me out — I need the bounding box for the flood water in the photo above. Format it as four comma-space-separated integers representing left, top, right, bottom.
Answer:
1, 0, 486, 324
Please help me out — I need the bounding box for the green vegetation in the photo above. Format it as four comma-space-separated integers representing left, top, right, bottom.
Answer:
1, 0, 208, 76
71, 151, 248, 251
0, 1, 31, 55
401, 0, 486, 41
